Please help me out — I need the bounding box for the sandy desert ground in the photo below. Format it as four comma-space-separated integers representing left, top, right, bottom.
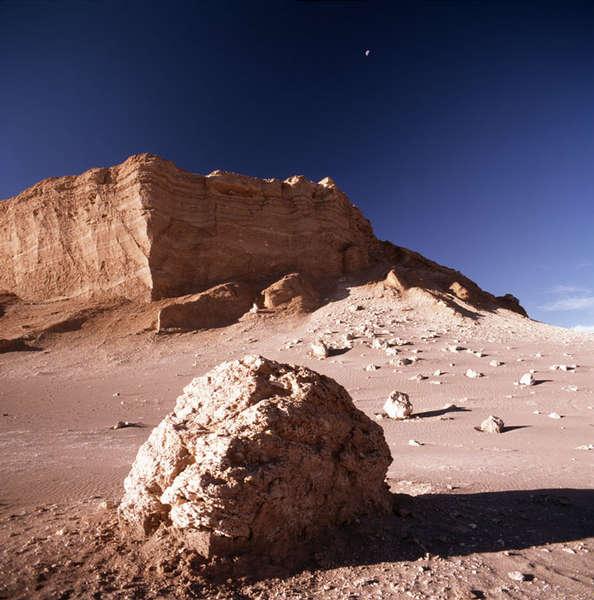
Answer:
1, 278, 593, 600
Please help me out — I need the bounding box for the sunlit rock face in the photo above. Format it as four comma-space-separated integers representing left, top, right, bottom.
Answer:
0, 154, 378, 303
118, 355, 393, 560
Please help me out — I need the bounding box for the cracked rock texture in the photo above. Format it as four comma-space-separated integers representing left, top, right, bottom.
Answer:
118, 355, 392, 559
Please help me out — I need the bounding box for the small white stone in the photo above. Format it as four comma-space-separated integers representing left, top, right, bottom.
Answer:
383, 391, 413, 419
548, 412, 562, 419
447, 345, 464, 353
311, 339, 329, 359
365, 363, 379, 371
489, 360, 503, 367
519, 373, 535, 386
409, 373, 427, 382
508, 571, 528, 582
408, 439, 423, 447
479, 415, 504, 433
465, 369, 483, 379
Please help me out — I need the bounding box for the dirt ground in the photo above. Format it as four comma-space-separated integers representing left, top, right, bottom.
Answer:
1, 282, 593, 599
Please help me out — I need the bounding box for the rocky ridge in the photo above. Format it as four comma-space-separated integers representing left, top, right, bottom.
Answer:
0, 155, 526, 346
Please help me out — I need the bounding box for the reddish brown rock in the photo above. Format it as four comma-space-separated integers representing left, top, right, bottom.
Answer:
118, 355, 392, 560
0, 155, 378, 303
157, 282, 254, 332
261, 272, 319, 312
0, 154, 527, 317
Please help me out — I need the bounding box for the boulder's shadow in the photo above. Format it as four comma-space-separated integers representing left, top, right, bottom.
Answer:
314, 488, 594, 571
202, 488, 594, 589
413, 405, 471, 419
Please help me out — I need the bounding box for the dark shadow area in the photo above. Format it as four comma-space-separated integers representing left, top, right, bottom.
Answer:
501, 425, 531, 433
328, 346, 351, 357
197, 488, 594, 588
533, 379, 553, 386
309, 488, 594, 572
473, 425, 531, 434
0, 339, 43, 353
414, 405, 471, 419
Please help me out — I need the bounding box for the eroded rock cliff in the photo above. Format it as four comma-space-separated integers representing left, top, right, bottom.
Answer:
0, 154, 526, 321
0, 155, 379, 303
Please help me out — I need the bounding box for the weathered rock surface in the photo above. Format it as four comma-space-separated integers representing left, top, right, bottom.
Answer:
0, 154, 526, 317
383, 255, 527, 316
157, 282, 254, 332
0, 155, 379, 303
118, 355, 392, 560
520, 372, 536, 386
480, 415, 505, 433
261, 272, 319, 312
383, 391, 413, 419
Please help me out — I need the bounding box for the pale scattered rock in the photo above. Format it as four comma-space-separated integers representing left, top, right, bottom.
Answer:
365, 363, 379, 372
575, 444, 594, 450
548, 412, 562, 419
311, 339, 329, 359
112, 421, 141, 430
96, 499, 115, 511
489, 360, 503, 367
408, 439, 423, 447
519, 373, 535, 386
383, 391, 412, 419
433, 369, 443, 376
479, 415, 504, 433
550, 364, 576, 372
465, 369, 483, 379
447, 345, 465, 353
409, 374, 427, 382
392, 357, 413, 367
118, 355, 392, 559
508, 571, 529, 582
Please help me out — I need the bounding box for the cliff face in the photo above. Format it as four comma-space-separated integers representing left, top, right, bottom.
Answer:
0, 154, 526, 319
0, 155, 379, 303
0, 158, 152, 302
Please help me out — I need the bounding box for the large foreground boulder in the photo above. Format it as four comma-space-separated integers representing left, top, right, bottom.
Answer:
118, 355, 392, 560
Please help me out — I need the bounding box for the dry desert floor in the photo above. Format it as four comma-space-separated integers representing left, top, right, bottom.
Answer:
1, 282, 593, 599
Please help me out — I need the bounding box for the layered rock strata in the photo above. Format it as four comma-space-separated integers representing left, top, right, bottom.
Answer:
0, 155, 378, 303
0, 153, 527, 317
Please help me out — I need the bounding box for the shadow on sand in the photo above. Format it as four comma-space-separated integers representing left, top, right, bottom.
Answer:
201, 488, 594, 589
313, 488, 594, 571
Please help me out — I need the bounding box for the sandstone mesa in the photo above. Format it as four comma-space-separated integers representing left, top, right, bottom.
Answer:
0, 154, 526, 342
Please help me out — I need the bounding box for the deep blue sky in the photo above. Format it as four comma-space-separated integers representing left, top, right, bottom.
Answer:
1, 0, 593, 330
